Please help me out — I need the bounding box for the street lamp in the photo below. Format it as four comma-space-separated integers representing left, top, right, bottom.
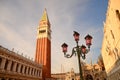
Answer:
61, 31, 93, 80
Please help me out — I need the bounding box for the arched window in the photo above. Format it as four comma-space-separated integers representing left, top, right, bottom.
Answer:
116, 10, 120, 20
85, 74, 93, 80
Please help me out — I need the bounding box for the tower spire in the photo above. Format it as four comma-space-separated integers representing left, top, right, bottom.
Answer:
41, 8, 48, 20
35, 8, 51, 79
39, 8, 50, 27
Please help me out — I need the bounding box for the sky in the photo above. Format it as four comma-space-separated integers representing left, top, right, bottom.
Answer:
0, 0, 108, 73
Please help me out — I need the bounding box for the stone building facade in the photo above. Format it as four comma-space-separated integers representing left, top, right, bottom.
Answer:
51, 62, 106, 80
83, 63, 106, 80
101, 0, 120, 80
0, 9, 52, 80
92, 64, 106, 80
65, 68, 76, 80
51, 73, 66, 80
0, 45, 42, 80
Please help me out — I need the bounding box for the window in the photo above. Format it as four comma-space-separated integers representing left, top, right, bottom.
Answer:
39, 30, 46, 33
116, 10, 120, 20
102, 66, 105, 71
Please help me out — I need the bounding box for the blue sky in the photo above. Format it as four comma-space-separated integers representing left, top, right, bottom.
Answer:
0, 0, 108, 73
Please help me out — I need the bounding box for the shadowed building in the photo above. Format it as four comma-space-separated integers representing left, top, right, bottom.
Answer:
35, 9, 51, 79
101, 0, 120, 79
0, 45, 42, 80
52, 62, 106, 80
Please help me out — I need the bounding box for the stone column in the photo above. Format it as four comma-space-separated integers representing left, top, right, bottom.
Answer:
31, 68, 33, 76
28, 67, 31, 75
40, 69, 42, 77
0, 58, 6, 70
34, 69, 36, 76
17, 64, 21, 73
22, 65, 25, 74
37, 70, 39, 77
34, 69, 37, 76
32, 69, 35, 76
7, 60, 12, 71
6, 78, 9, 80
36, 70, 38, 76
29, 67, 32, 75
12, 62, 17, 72
26, 66, 29, 75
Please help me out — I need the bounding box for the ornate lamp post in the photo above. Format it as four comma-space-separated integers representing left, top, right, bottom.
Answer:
61, 31, 93, 80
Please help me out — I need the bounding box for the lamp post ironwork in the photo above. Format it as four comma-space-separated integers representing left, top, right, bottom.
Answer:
61, 31, 93, 80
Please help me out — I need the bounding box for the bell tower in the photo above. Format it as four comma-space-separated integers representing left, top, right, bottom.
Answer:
35, 9, 51, 78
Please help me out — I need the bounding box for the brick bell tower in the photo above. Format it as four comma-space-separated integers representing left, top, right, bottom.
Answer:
35, 9, 51, 78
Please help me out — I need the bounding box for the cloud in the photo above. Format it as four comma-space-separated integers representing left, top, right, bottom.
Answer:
0, 23, 35, 58
0, 0, 107, 73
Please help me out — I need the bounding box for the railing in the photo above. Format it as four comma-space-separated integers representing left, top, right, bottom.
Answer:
0, 45, 41, 67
